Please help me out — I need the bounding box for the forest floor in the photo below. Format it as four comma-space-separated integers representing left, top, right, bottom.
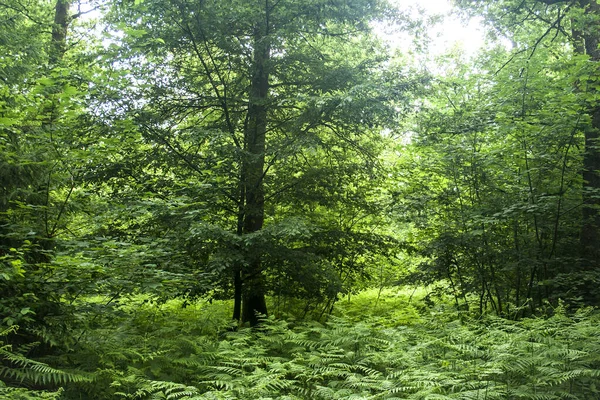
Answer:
3, 288, 600, 399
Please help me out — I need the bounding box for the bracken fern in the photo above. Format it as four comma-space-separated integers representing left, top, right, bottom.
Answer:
48, 297, 600, 400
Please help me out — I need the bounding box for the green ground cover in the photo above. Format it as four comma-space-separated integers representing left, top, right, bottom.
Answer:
2, 289, 599, 399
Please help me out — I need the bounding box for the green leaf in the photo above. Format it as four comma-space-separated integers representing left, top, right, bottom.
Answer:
0, 117, 16, 126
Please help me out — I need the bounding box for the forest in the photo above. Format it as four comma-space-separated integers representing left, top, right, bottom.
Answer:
1, 0, 600, 398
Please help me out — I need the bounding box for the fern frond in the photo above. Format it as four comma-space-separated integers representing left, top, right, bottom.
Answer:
0, 349, 90, 386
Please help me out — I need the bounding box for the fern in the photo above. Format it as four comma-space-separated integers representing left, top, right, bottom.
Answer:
39, 295, 600, 400
1, 343, 86, 387
0, 386, 65, 400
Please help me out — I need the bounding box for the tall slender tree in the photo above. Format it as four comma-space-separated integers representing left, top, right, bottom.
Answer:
104, 0, 401, 324
572, 0, 600, 281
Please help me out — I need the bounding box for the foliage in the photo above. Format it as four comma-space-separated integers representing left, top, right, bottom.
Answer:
22, 294, 598, 400
3, 0, 600, 398
0, 325, 84, 399
0, 0, 91, 345
66, 0, 412, 324
392, 6, 600, 313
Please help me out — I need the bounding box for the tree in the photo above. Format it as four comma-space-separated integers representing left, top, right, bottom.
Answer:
453, 0, 600, 306
572, 0, 600, 292
100, 0, 403, 324
393, 1, 599, 313
0, 0, 98, 346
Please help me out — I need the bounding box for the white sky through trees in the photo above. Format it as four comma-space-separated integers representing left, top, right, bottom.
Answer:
78, 0, 484, 58
379, 0, 485, 58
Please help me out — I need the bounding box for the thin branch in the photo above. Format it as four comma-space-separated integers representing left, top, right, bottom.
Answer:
0, 0, 47, 25
494, 4, 568, 75
49, 174, 76, 237
70, 5, 101, 20
139, 121, 240, 205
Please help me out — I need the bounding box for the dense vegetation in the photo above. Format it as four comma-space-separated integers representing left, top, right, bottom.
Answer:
4, 290, 600, 399
1, 0, 599, 398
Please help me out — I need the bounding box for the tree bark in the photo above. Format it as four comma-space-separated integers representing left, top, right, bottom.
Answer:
50, 0, 70, 64
578, 0, 600, 277
240, 4, 271, 326
233, 198, 244, 322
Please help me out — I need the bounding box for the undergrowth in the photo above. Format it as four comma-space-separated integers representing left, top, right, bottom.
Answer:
2, 290, 599, 399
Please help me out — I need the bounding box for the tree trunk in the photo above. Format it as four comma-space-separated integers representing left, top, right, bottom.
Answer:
581, 111, 600, 268
240, 6, 270, 326
50, 0, 70, 64
579, 0, 600, 278
232, 181, 245, 322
